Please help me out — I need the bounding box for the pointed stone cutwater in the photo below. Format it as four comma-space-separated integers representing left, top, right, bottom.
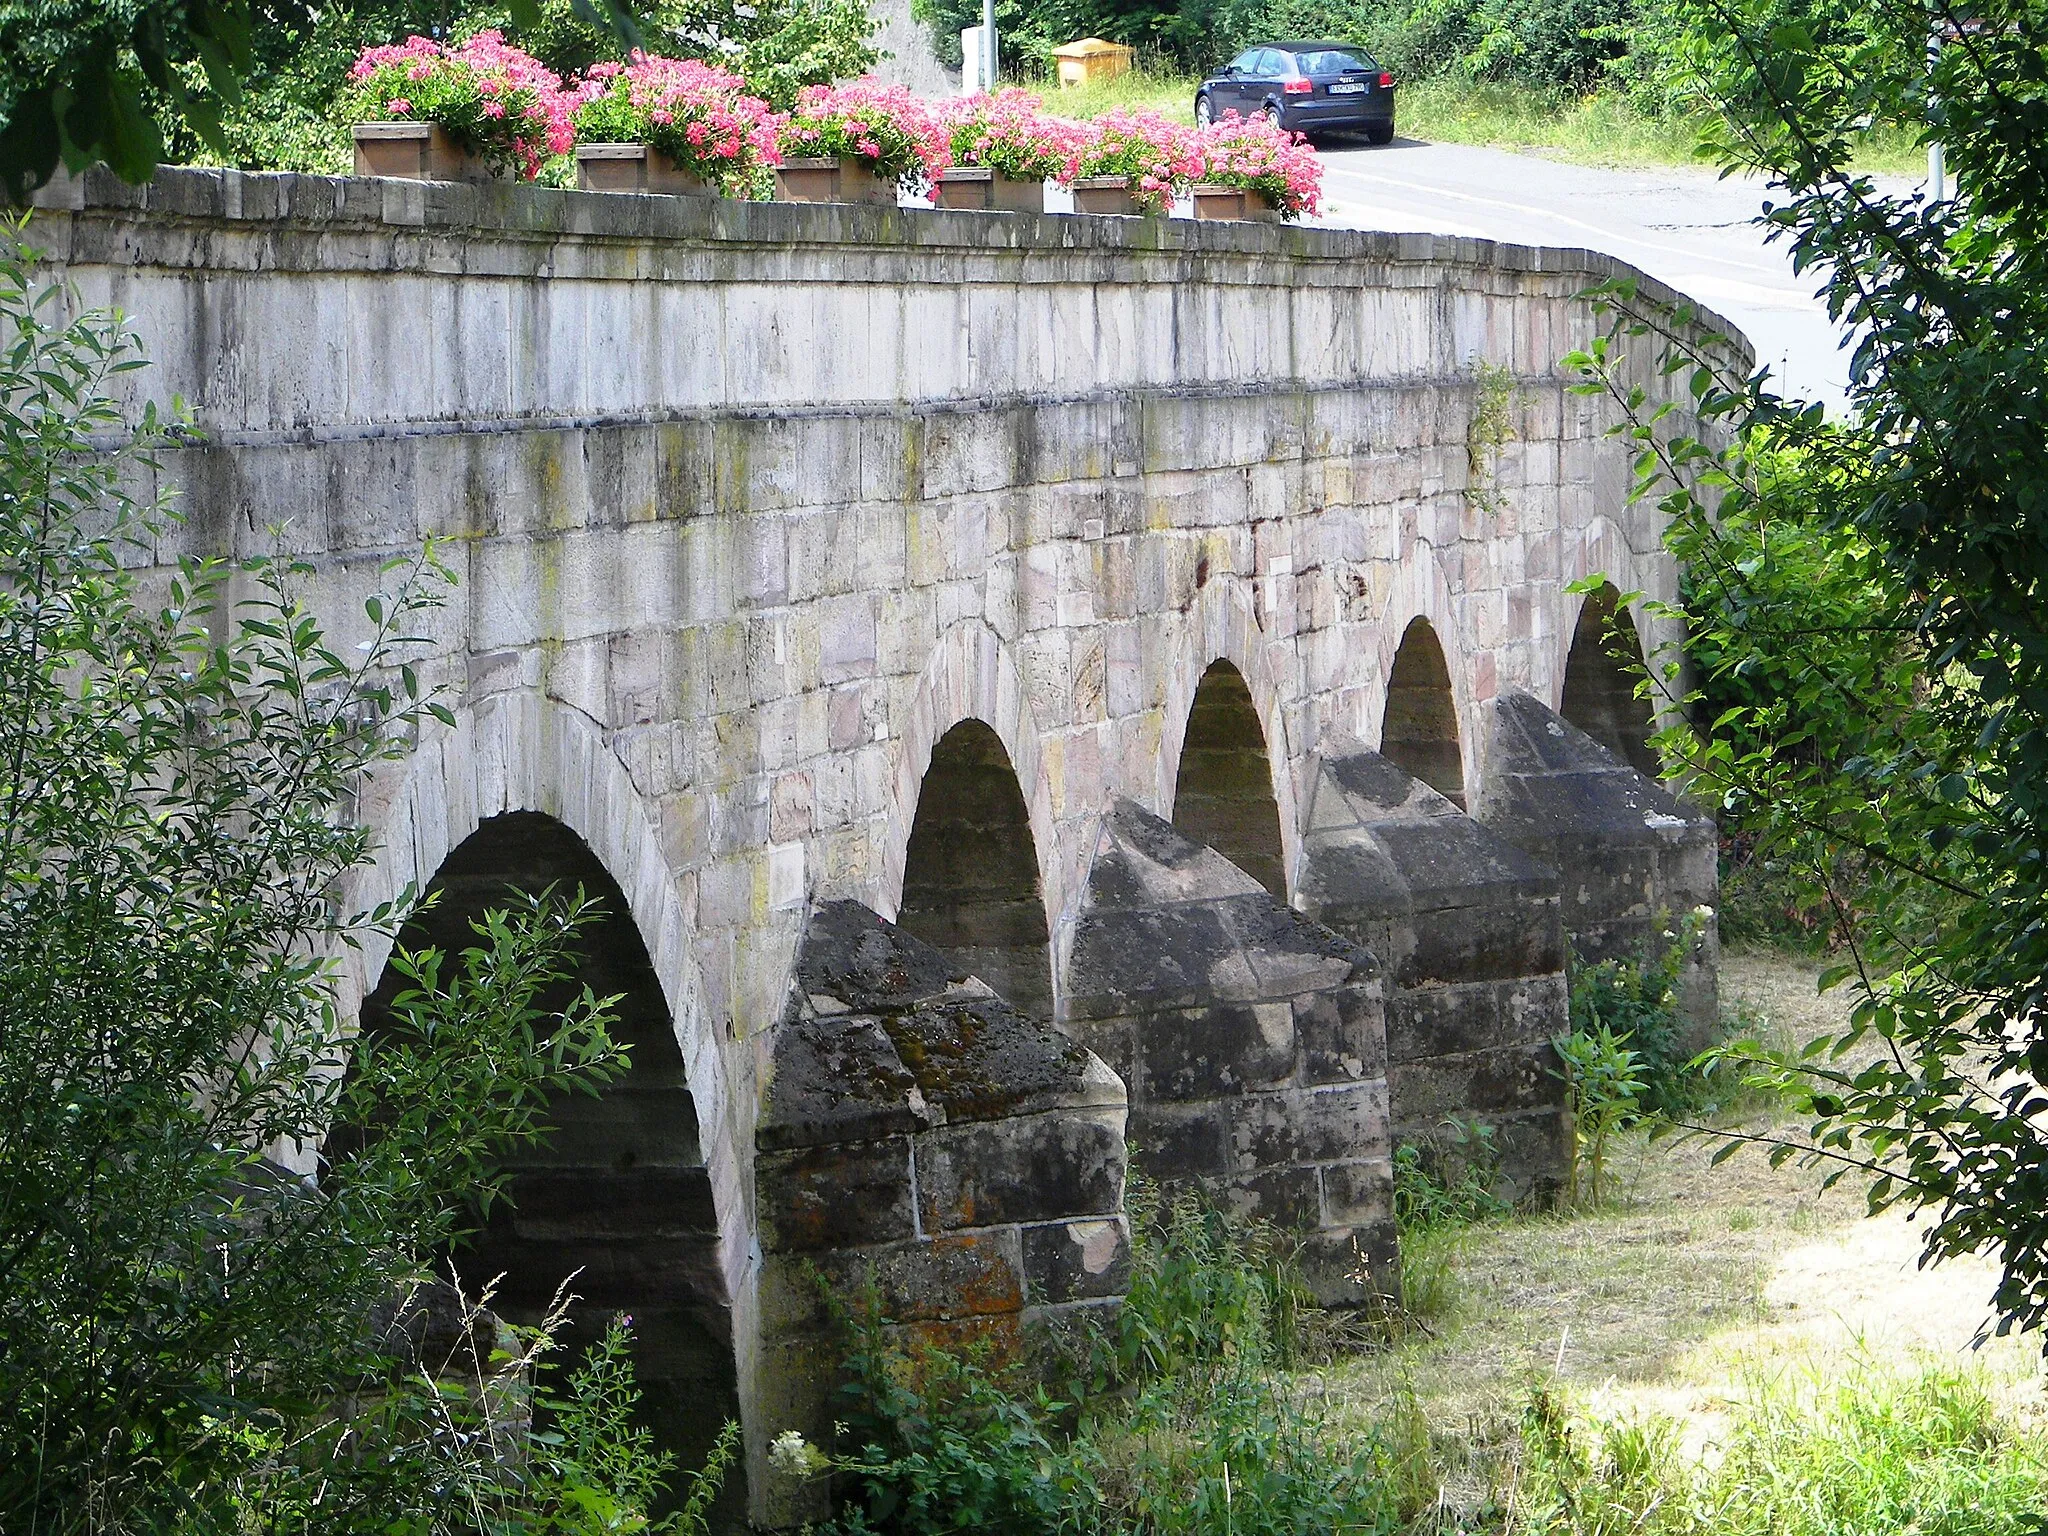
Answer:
1475, 691, 1721, 1049
1061, 800, 1392, 1306
1296, 738, 1569, 1200
754, 900, 1128, 1528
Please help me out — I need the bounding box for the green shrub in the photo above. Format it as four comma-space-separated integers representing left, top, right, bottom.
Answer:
1099, 1363, 1408, 1535
821, 1282, 1099, 1536
0, 222, 726, 1534
1566, 910, 1714, 1120
812, 1184, 1428, 1534
1394, 1116, 1512, 1233
1384, 1119, 1506, 1327
1111, 1176, 1309, 1382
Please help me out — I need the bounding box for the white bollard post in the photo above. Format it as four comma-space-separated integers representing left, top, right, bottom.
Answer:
960, 26, 985, 93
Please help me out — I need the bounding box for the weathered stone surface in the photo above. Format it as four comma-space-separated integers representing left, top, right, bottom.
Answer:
1474, 692, 1720, 1047
758, 899, 1128, 1526
1020, 1218, 1133, 1304
1061, 800, 1392, 1303
1298, 739, 1569, 1198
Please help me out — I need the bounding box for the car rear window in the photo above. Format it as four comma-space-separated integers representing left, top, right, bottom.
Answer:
1294, 48, 1374, 76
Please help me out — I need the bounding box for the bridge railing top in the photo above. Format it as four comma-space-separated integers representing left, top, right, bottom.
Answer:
27, 166, 1743, 353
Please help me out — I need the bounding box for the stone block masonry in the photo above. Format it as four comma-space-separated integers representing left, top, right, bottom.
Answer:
27, 165, 1741, 1523
755, 901, 1127, 1528
1297, 739, 1569, 1199
1061, 801, 1392, 1304
1475, 692, 1720, 1048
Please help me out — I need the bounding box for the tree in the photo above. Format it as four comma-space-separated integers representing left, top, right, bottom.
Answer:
644, 0, 879, 110
0, 225, 714, 1530
0, 0, 640, 200
1568, 0, 2048, 1337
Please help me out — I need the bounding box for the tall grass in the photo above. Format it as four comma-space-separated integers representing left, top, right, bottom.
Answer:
1515, 1359, 2048, 1535
1016, 67, 1201, 123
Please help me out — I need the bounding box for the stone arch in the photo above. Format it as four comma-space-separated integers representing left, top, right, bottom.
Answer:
897, 718, 1055, 1019
1561, 580, 1660, 777
1170, 658, 1288, 898
336, 692, 748, 1342
353, 808, 740, 1508
1558, 515, 1658, 698
1159, 576, 1303, 899
886, 621, 1061, 1013
1381, 617, 1467, 807
1371, 536, 1478, 781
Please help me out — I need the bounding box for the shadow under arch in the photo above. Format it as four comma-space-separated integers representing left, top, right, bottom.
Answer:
1171, 657, 1288, 898
1381, 617, 1465, 807
1561, 582, 1660, 777
897, 719, 1054, 1020
352, 810, 740, 1516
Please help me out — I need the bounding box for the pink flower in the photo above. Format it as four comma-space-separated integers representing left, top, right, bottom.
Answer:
346, 33, 571, 181
776, 76, 949, 181
1190, 111, 1323, 218
566, 51, 782, 182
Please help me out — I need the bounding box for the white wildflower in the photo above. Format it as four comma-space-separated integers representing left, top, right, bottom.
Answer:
770, 1428, 826, 1480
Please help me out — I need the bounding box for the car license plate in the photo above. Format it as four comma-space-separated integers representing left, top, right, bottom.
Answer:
1329, 81, 1366, 93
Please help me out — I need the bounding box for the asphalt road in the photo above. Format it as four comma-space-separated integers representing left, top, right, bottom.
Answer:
1307, 137, 1893, 412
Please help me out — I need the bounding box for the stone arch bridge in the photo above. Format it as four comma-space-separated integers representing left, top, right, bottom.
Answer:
33, 167, 1735, 1526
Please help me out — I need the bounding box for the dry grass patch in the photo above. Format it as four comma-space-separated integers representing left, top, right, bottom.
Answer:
1306, 947, 2045, 1517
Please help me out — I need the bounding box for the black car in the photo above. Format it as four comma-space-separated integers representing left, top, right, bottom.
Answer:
1194, 42, 1396, 144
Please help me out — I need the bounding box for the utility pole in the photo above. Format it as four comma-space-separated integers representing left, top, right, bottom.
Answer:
983, 0, 998, 92
1928, 22, 1947, 202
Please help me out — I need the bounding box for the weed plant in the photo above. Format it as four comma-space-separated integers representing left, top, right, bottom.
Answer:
812, 1177, 1422, 1534
1552, 1023, 1646, 1208
1389, 1118, 1512, 1328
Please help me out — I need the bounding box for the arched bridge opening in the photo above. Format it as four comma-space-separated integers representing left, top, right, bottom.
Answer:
897, 719, 1053, 1019
1171, 658, 1288, 898
1382, 618, 1465, 808
349, 812, 738, 1514
1561, 583, 1660, 777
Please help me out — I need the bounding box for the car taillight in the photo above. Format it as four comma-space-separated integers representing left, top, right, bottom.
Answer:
1379, 71, 1394, 86
1282, 78, 1313, 94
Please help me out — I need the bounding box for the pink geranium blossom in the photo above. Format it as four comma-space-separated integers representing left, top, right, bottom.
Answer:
776, 77, 949, 187
1193, 111, 1323, 220
344, 31, 573, 179
571, 54, 782, 188
1073, 109, 1202, 214
936, 88, 1089, 187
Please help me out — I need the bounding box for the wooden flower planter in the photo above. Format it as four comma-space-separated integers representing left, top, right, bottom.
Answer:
576, 143, 711, 195
1071, 175, 1141, 216
1191, 184, 1282, 222
933, 166, 1046, 213
774, 156, 896, 206
352, 122, 495, 183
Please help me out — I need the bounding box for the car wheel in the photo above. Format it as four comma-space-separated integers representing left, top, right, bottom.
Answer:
1367, 121, 1395, 145
1195, 94, 1214, 127
1262, 103, 1283, 129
